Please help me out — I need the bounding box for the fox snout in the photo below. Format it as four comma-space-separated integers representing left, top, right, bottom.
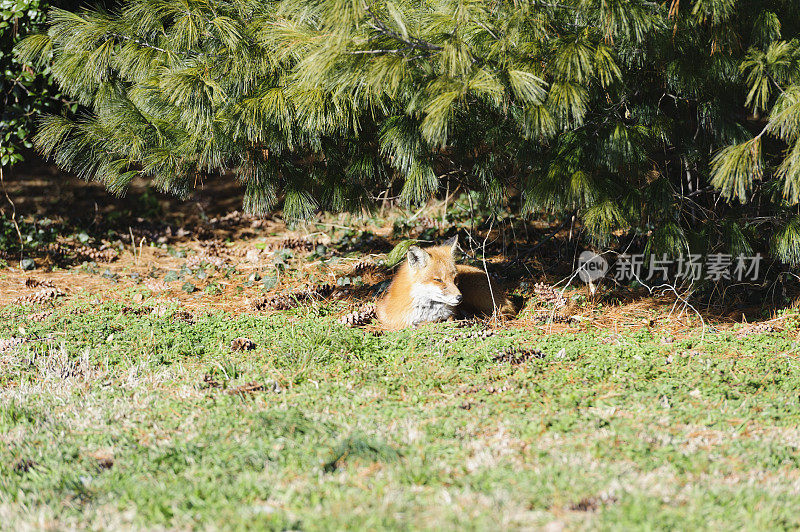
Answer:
439, 285, 462, 305
410, 279, 462, 306
446, 288, 462, 304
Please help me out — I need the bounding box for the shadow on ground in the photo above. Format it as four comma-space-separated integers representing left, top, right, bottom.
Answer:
1, 155, 796, 327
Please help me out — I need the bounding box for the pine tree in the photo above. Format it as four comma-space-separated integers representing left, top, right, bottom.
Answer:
13, 0, 800, 264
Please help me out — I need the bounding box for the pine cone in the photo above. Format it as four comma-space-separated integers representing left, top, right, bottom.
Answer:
462, 328, 496, 340
13, 458, 37, 473
443, 328, 496, 343
250, 219, 269, 229
230, 337, 256, 351
44, 242, 118, 263
492, 347, 545, 364
348, 260, 387, 284
309, 283, 335, 299
338, 304, 377, 327
24, 278, 56, 288
207, 211, 251, 228
144, 278, 170, 291
225, 382, 264, 394
735, 322, 779, 338
251, 283, 336, 312
201, 239, 227, 257
185, 255, 203, 270
45, 242, 71, 260
249, 297, 269, 311
120, 306, 152, 316
533, 282, 567, 309
28, 311, 52, 322
533, 311, 576, 324
551, 313, 575, 324
268, 237, 315, 252
15, 287, 65, 305
202, 374, 222, 389
251, 294, 298, 311
186, 254, 219, 269
269, 295, 298, 310
351, 259, 378, 274
75, 245, 119, 263
0, 337, 27, 353
171, 310, 195, 324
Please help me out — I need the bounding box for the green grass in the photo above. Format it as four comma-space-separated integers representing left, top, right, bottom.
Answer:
2, 300, 800, 530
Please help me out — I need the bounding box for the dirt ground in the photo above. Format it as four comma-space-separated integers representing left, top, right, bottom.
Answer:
1, 156, 794, 338
3, 155, 243, 220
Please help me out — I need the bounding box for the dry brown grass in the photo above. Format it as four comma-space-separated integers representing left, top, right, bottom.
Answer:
1, 160, 787, 332
1, 240, 763, 338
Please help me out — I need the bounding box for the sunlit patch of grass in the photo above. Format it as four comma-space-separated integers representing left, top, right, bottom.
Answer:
1, 300, 800, 529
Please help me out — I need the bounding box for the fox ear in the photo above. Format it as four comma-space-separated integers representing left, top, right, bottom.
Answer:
443, 235, 459, 251
407, 246, 429, 270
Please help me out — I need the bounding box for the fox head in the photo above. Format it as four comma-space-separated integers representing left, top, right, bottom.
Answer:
406, 235, 463, 306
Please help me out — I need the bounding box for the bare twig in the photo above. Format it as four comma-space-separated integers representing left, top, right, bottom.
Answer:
129, 227, 138, 265
407, 203, 428, 222
139, 237, 146, 262
519, 210, 576, 258
467, 192, 476, 254
0, 166, 24, 257
480, 217, 498, 319
551, 249, 707, 342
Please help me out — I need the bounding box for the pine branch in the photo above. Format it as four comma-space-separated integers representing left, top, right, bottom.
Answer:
108, 32, 172, 55
364, 4, 442, 55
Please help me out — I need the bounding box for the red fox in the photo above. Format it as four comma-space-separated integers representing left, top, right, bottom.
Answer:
376, 236, 516, 329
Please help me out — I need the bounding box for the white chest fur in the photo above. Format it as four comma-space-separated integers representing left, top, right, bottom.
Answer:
408, 284, 456, 326
408, 300, 455, 326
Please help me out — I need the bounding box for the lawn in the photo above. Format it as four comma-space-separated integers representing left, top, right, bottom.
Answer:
1, 184, 799, 530
2, 295, 800, 530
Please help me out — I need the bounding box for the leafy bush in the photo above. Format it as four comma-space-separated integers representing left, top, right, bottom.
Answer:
0, 214, 57, 254
1, 0, 59, 166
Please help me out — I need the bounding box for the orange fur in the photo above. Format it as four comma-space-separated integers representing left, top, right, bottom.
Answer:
376, 241, 516, 330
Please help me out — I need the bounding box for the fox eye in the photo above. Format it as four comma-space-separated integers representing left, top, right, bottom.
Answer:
433, 277, 443, 282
